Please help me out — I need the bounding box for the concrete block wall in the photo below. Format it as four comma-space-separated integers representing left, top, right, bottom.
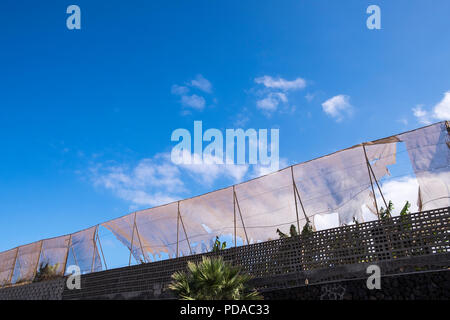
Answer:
263, 270, 450, 300
1, 267, 449, 300
0, 278, 65, 300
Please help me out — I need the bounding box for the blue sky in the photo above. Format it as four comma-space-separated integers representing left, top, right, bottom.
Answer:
1, 1, 449, 268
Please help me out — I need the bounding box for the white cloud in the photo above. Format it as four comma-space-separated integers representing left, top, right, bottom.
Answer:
251, 158, 289, 178
91, 152, 251, 208
397, 118, 408, 126
171, 75, 214, 112
179, 153, 249, 185
256, 92, 287, 112
379, 176, 419, 214
305, 93, 315, 102
255, 76, 306, 91
181, 94, 206, 110
190, 74, 212, 93
91, 153, 184, 208
171, 84, 189, 95
256, 97, 278, 112
434, 91, 450, 119
315, 176, 420, 230
321, 94, 353, 122
362, 175, 419, 222
413, 91, 450, 124
412, 105, 431, 124
233, 108, 251, 127
254, 76, 305, 116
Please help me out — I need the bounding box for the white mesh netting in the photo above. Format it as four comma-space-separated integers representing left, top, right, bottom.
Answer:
1, 122, 448, 285
65, 227, 102, 274
11, 241, 42, 284
38, 235, 71, 276
398, 122, 450, 210
0, 248, 17, 287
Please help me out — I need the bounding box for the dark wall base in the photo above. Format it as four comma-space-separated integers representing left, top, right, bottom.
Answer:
0, 278, 65, 300
0, 270, 448, 300
262, 270, 450, 300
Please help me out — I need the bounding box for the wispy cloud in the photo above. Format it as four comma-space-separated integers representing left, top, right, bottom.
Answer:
91, 152, 253, 209
255, 76, 306, 91
251, 158, 289, 178
171, 84, 189, 95
190, 74, 212, 93
378, 176, 419, 213
253, 75, 306, 116
180, 153, 249, 185
233, 107, 251, 127
181, 94, 206, 110
321, 94, 353, 122
305, 93, 315, 102
412, 105, 429, 124
316, 175, 420, 230
91, 153, 184, 208
413, 91, 450, 124
171, 74, 213, 112
434, 91, 450, 119
256, 92, 287, 112
397, 118, 408, 126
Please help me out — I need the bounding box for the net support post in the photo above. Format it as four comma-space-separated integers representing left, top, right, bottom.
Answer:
62, 234, 72, 275
362, 143, 388, 219
176, 201, 180, 258
234, 190, 249, 245
134, 218, 147, 264
233, 185, 237, 248
7, 247, 19, 286
179, 201, 193, 255
96, 230, 108, 270
91, 226, 99, 272
33, 240, 44, 281
291, 166, 301, 233
128, 213, 136, 266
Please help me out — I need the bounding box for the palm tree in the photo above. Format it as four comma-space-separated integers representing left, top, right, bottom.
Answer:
168, 256, 262, 300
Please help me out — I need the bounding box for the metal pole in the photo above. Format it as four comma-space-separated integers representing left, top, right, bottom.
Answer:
7, 247, 19, 285
291, 166, 301, 233
62, 234, 72, 275
176, 201, 180, 258
293, 178, 309, 222
233, 185, 237, 248
129, 213, 136, 266
96, 231, 108, 270
367, 158, 389, 210
134, 217, 147, 263
91, 226, 99, 272
363, 144, 380, 219
234, 190, 249, 245
71, 243, 79, 267
178, 202, 193, 255
33, 240, 44, 281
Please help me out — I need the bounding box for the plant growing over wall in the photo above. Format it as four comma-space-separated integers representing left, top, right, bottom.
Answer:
276, 224, 301, 239
211, 236, 227, 252
380, 200, 394, 220
33, 262, 61, 282
275, 222, 316, 271
168, 256, 262, 300
301, 221, 314, 237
